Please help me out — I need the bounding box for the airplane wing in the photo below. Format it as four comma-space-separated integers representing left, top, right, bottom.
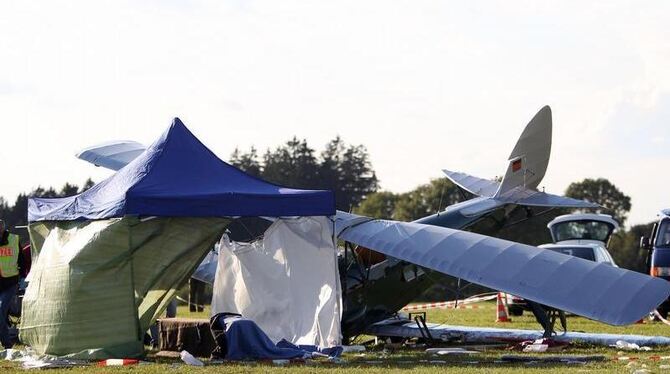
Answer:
443, 170, 598, 209
76, 141, 146, 171
494, 186, 600, 208
335, 211, 670, 326
442, 169, 499, 198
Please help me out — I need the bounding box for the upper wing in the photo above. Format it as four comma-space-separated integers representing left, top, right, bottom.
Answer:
76, 141, 146, 171
442, 169, 500, 198
335, 212, 670, 326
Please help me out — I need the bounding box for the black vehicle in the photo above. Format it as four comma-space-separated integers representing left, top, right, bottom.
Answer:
641, 209, 670, 318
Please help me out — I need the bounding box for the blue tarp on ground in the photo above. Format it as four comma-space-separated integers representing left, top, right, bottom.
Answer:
217, 315, 342, 361
28, 118, 335, 221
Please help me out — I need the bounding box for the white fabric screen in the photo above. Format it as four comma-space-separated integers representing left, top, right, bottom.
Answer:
211, 216, 341, 347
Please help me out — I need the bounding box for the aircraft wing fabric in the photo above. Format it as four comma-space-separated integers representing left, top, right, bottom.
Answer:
76, 141, 146, 171
336, 212, 670, 326
442, 169, 500, 198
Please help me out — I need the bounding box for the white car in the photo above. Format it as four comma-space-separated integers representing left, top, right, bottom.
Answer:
506, 213, 619, 316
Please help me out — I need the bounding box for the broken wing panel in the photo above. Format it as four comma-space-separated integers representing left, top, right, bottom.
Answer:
337, 217, 670, 326
442, 169, 500, 198
76, 141, 146, 171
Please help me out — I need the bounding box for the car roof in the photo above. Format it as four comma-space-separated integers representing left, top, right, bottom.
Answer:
547, 213, 620, 231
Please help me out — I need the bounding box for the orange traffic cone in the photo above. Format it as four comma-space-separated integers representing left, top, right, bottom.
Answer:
496, 292, 511, 322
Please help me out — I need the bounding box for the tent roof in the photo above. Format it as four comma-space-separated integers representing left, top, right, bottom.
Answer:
29, 118, 335, 221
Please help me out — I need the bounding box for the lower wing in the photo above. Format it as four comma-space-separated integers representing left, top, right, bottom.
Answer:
336, 211, 669, 326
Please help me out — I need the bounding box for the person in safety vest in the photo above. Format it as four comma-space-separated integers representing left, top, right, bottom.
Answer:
0, 219, 24, 348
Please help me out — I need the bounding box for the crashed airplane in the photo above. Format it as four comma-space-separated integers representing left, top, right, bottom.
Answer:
73, 106, 670, 343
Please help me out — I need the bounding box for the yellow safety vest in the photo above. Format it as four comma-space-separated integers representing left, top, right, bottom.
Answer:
0, 233, 19, 278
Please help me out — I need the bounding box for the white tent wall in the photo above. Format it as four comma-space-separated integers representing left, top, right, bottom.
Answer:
212, 216, 342, 347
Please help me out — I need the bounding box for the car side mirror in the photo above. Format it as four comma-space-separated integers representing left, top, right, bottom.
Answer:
640, 236, 651, 250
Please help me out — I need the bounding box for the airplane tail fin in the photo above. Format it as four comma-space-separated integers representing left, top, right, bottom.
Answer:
495, 105, 552, 197
443, 106, 598, 209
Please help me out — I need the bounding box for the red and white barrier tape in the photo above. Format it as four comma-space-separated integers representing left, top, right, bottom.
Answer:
98, 359, 139, 366
402, 293, 498, 311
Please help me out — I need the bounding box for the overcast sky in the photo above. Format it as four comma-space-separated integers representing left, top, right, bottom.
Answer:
1, 1, 668, 226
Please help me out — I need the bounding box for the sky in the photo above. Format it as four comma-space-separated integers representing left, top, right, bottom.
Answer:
1, 1, 668, 226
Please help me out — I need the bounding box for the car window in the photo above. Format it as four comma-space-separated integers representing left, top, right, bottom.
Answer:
552, 220, 614, 242
655, 219, 670, 248
548, 247, 596, 261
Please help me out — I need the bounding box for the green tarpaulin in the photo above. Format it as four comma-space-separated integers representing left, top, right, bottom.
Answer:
21, 216, 229, 359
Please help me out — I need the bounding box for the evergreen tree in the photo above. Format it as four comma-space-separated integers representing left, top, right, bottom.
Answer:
230, 136, 379, 211
262, 137, 320, 189
59, 182, 79, 197
329, 147, 372, 211
230, 147, 262, 177
80, 178, 95, 193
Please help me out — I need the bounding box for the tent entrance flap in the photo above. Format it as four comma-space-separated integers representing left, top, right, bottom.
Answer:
21, 216, 230, 359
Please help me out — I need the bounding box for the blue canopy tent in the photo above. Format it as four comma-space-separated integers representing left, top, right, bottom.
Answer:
29, 118, 334, 221
22, 119, 335, 359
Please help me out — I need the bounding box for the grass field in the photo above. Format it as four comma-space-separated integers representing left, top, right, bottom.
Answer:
3, 302, 670, 373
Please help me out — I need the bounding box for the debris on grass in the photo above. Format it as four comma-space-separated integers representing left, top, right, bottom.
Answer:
180, 350, 205, 366
500, 354, 606, 364
613, 340, 652, 351
341, 345, 366, 353
512, 338, 569, 352
425, 347, 480, 355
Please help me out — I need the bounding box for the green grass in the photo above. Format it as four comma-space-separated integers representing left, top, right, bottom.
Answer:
176, 305, 211, 319
3, 302, 670, 373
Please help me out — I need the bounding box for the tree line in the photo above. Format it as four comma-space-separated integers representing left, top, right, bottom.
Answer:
229, 136, 378, 212
0, 137, 653, 277
0, 179, 95, 233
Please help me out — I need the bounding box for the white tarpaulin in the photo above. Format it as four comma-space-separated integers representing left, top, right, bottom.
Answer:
211, 216, 341, 347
